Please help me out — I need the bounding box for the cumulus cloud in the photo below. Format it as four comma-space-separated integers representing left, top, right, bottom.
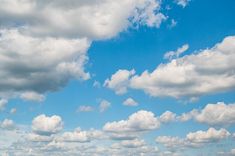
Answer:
0, 29, 90, 99
104, 69, 135, 95
159, 111, 176, 123
59, 128, 104, 142
0, 0, 166, 40
178, 102, 235, 126
20, 91, 45, 102
0, 99, 8, 111
0, 119, 15, 130
156, 128, 231, 149
186, 127, 230, 144
123, 98, 138, 106
32, 114, 63, 136
106, 36, 235, 99
103, 110, 160, 133
99, 100, 111, 112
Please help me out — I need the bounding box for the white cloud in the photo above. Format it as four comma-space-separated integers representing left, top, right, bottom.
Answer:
159, 111, 176, 123
175, 0, 190, 8
27, 133, 53, 142
104, 69, 135, 95
59, 128, 103, 143
0, 119, 15, 130
0, 99, 8, 111
178, 102, 235, 126
77, 105, 94, 112
103, 110, 160, 133
120, 139, 146, 148
123, 98, 138, 106
0, 0, 165, 40
32, 114, 63, 136
186, 128, 230, 144
0, 29, 90, 99
156, 128, 231, 149
127, 36, 235, 99
99, 100, 111, 112
20, 91, 45, 102
164, 44, 189, 60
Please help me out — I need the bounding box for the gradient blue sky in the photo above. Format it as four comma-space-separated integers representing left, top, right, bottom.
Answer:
0, 0, 235, 155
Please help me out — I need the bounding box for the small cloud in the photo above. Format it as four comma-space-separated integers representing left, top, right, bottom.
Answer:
93, 80, 101, 88
20, 91, 45, 102
0, 99, 8, 111
10, 108, 17, 114
164, 44, 189, 60
99, 100, 111, 112
175, 0, 190, 8
168, 19, 177, 29
123, 98, 138, 106
77, 105, 94, 112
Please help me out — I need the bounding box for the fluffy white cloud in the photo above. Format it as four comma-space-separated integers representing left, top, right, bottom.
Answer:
164, 44, 189, 60
0, 29, 90, 99
156, 128, 231, 149
178, 102, 235, 126
106, 36, 235, 99
32, 114, 63, 136
159, 111, 176, 123
120, 139, 146, 148
103, 110, 160, 133
77, 105, 94, 112
20, 91, 45, 102
0, 99, 8, 111
27, 133, 53, 142
123, 98, 138, 106
104, 69, 135, 95
99, 100, 111, 112
0, 0, 166, 40
0, 119, 15, 130
59, 128, 103, 142
186, 128, 230, 144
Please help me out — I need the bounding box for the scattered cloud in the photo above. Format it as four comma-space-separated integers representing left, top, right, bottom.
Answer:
106, 36, 235, 99
0, 99, 8, 111
175, 0, 191, 8
99, 100, 111, 112
10, 108, 17, 114
123, 98, 138, 106
77, 105, 94, 112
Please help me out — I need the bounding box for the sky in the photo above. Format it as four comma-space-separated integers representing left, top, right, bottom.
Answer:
0, 0, 235, 155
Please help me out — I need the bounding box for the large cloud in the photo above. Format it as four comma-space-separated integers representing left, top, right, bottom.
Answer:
106, 36, 235, 99
0, 29, 90, 99
0, 0, 165, 40
0, 0, 168, 100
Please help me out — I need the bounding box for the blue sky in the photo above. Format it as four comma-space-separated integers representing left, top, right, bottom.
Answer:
0, 0, 235, 155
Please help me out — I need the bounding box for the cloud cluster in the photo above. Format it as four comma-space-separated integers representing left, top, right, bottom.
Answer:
0, 0, 169, 100
156, 128, 231, 149
105, 36, 235, 99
